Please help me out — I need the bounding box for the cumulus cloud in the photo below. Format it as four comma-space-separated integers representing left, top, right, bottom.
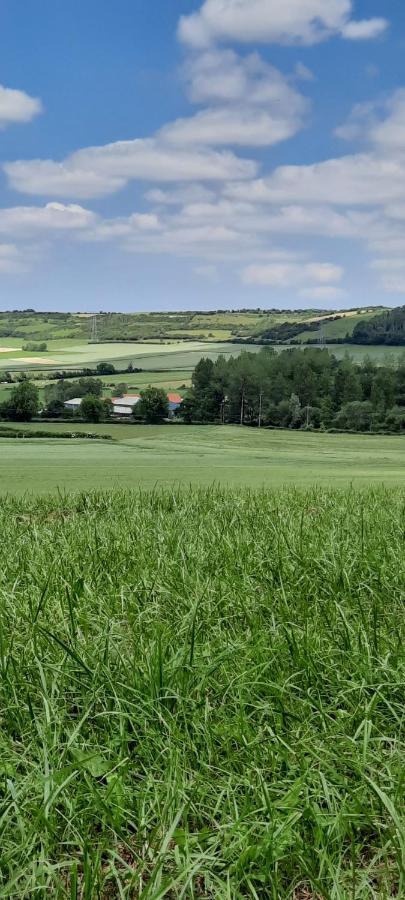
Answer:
184, 49, 306, 108
145, 185, 216, 206
242, 261, 343, 287
5, 139, 256, 198
370, 89, 405, 150
178, 0, 388, 47
163, 50, 309, 148
162, 106, 304, 148
340, 18, 387, 40
0, 202, 96, 236
225, 154, 405, 206
336, 90, 405, 148
300, 286, 347, 300
0, 85, 42, 128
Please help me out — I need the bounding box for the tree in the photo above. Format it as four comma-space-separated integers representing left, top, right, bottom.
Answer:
96, 362, 116, 375
334, 401, 373, 432
192, 358, 214, 393
288, 393, 302, 428
44, 377, 103, 407
103, 398, 113, 418
80, 395, 106, 423
44, 398, 68, 419
3, 380, 39, 421
115, 383, 128, 397
137, 387, 168, 423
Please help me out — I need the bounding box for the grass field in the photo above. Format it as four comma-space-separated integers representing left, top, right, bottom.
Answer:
3, 340, 405, 391
1, 341, 262, 372
2, 426, 405, 494
0, 487, 403, 897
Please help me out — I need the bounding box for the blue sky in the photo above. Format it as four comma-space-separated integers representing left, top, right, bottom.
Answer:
0, 0, 404, 312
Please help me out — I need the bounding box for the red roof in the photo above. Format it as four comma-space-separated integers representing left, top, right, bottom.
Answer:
167, 393, 183, 403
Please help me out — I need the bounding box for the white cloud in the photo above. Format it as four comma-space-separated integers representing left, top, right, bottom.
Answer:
145, 185, 216, 206
340, 18, 387, 40
242, 260, 343, 287
0, 202, 96, 236
163, 50, 308, 148
371, 258, 405, 271
87, 213, 161, 241
376, 274, 405, 294
0, 85, 42, 128
226, 154, 405, 206
174, 197, 374, 240
178, 0, 388, 47
5, 139, 256, 198
184, 49, 306, 108
300, 286, 346, 300
162, 107, 303, 147
370, 89, 405, 150
335, 100, 378, 141
336, 90, 405, 149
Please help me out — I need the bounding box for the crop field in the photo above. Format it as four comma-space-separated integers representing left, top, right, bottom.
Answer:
2, 426, 405, 494
0, 487, 403, 897
320, 344, 405, 365
2, 340, 405, 384
1, 340, 262, 372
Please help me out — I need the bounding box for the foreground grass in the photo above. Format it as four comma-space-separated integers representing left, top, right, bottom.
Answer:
0, 487, 403, 897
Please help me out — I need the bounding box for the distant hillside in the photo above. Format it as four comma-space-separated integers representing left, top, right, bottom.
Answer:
351, 307, 405, 345
0, 306, 393, 345
0, 308, 340, 344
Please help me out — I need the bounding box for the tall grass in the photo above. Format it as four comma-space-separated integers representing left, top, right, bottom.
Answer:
0, 487, 403, 898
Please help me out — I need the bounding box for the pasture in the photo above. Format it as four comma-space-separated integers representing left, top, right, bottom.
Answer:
2, 426, 405, 494
0, 340, 261, 371
1, 335, 405, 380
0, 487, 403, 896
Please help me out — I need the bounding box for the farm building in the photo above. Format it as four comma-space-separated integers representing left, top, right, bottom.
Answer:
112, 392, 183, 418
111, 394, 141, 417
167, 393, 183, 415
63, 398, 82, 412
64, 392, 183, 417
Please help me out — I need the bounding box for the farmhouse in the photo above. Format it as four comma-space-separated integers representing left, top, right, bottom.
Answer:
63, 398, 82, 412
111, 392, 183, 418
111, 394, 141, 417
64, 392, 183, 417
167, 393, 183, 413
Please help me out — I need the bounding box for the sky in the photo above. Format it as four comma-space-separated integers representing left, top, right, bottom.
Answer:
0, 0, 405, 313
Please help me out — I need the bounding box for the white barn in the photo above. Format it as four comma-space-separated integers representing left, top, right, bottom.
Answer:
111, 394, 141, 417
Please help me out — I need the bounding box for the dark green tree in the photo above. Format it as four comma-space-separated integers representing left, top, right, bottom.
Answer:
137, 387, 169, 423
96, 363, 116, 375
3, 380, 39, 421
80, 395, 106, 423
114, 383, 128, 397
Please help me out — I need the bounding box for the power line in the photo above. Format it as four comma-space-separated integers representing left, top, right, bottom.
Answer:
89, 314, 99, 343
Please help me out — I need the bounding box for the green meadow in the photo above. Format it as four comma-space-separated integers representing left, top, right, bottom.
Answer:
1, 426, 405, 494
0, 486, 403, 897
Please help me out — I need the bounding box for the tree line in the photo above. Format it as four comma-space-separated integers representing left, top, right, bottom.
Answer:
0, 378, 170, 424
5, 345, 405, 432
182, 347, 405, 432
351, 306, 405, 345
